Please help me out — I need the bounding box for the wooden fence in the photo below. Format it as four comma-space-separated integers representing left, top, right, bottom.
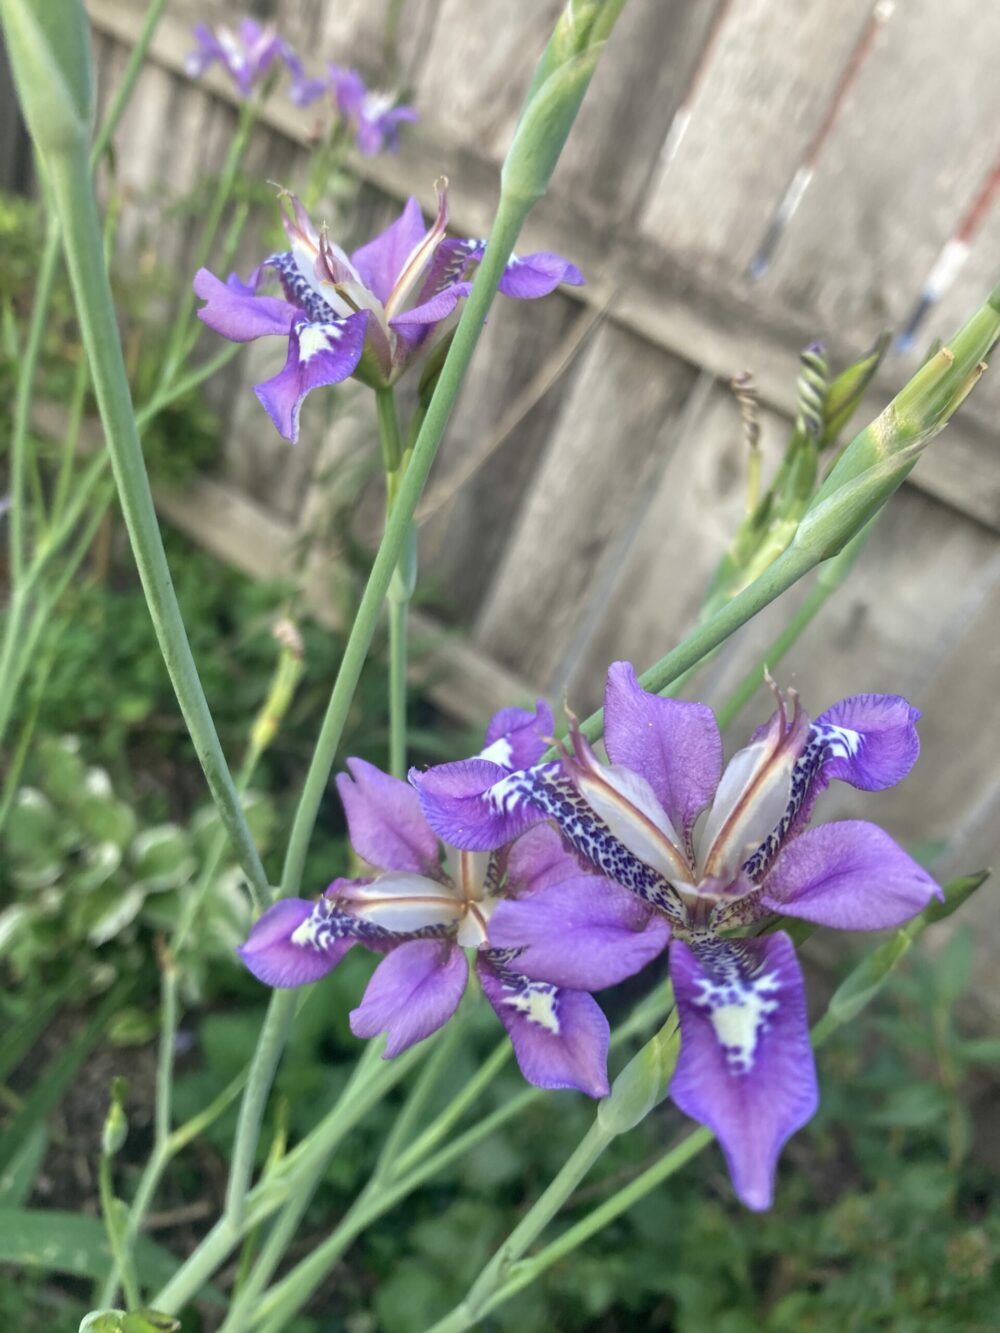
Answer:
4, 0, 1000, 1007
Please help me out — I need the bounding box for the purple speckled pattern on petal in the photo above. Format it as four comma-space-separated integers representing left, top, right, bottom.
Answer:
336, 757, 441, 875
489, 873, 669, 991
255, 312, 369, 442
604, 661, 722, 841
237, 898, 354, 987
410, 758, 553, 851
350, 938, 468, 1057
760, 820, 942, 930
477, 954, 610, 1097
669, 933, 818, 1211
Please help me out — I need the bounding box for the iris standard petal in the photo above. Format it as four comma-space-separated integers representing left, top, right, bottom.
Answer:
336, 756, 441, 875
488, 872, 669, 991
669, 932, 818, 1211
237, 897, 356, 987
254, 312, 369, 442
759, 820, 942, 930
604, 661, 722, 843
477, 954, 610, 1097
814, 693, 921, 793
350, 938, 468, 1057
351, 197, 427, 306
497, 251, 585, 298
479, 699, 555, 770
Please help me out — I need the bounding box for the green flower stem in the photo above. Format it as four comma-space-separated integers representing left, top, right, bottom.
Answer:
424, 875, 985, 1333
153, 1041, 424, 1314
391, 1038, 512, 1179
41, 141, 270, 912
98, 1152, 140, 1310
89, 0, 169, 167
370, 1008, 468, 1186
376, 386, 410, 777
246, 989, 674, 1332
215, 1043, 391, 1333
8, 210, 59, 585
562, 282, 1000, 750
158, 95, 259, 389
222, 991, 298, 1230
714, 518, 876, 731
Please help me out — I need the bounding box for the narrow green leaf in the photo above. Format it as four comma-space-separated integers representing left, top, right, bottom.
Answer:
0, 1122, 47, 1205
0, 971, 77, 1082
0, 1207, 177, 1286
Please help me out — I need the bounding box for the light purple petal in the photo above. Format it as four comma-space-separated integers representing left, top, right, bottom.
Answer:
194, 267, 299, 342
760, 820, 942, 930
604, 661, 722, 842
478, 955, 610, 1097
336, 757, 440, 875
488, 873, 669, 991
388, 282, 471, 328
669, 933, 818, 1211
481, 699, 555, 770
815, 693, 921, 793
505, 823, 585, 894
410, 758, 553, 851
237, 898, 354, 988
254, 312, 369, 442
328, 64, 366, 116
351, 197, 427, 305
498, 251, 585, 299
350, 939, 468, 1056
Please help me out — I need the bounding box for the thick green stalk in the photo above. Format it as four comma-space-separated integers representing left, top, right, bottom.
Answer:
41, 141, 270, 910
376, 387, 410, 777
98, 1153, 140, 1310
715, 518, 875, 730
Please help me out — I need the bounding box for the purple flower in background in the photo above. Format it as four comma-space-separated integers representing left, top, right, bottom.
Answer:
238, 702, 667, 1097
193, 183, 584, 441
185, 19, 285, 97
327, 65, 419, 156
413, 662, 941, 1209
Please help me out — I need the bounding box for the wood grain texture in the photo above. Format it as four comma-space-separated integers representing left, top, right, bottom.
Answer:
765, 0, 1000, 345
637, 0, 876, 274
566, 381, 792, 714
473, 324, 696, 685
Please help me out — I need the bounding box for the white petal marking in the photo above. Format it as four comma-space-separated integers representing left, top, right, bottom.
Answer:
692, 964, 781, 1076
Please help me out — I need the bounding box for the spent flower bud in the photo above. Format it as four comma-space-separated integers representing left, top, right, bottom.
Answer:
101, 1077, 128, 1158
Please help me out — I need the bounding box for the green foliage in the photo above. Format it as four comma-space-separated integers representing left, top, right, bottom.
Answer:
0, 731, 273, 998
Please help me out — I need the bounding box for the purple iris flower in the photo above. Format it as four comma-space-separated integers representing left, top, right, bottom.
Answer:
185, 19, 286, 97
238, 702, 667, 1098
326, 65, 419, 156
193, 183, 584, 441
412, 662, 942, 1210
